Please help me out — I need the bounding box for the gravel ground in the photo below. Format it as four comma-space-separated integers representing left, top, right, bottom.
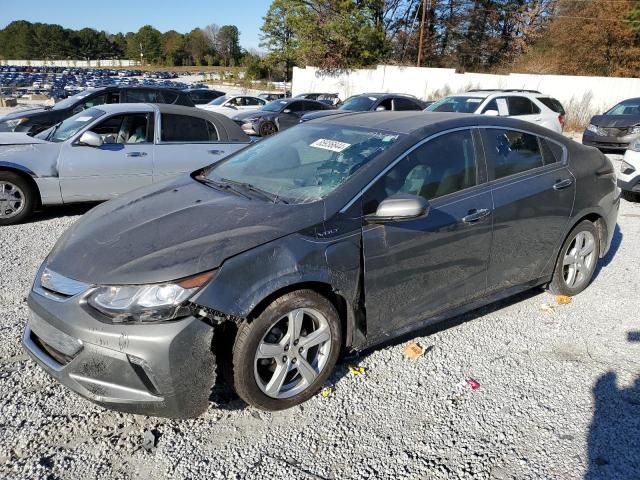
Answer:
1, 156, 639, 479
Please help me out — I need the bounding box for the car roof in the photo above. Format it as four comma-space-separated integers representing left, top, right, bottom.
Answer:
93, 103, 154, 113
310, 111, 565, 138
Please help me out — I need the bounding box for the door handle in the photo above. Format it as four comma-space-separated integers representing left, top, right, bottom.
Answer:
126, 152, 147, 157
462, 208, 491, 223
553, 178, 573, 190
208, 149, 224, 155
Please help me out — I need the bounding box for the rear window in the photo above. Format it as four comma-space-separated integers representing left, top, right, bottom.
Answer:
507, 96, 540, 116
161, 114, 218, 142
537, 97, 566, 115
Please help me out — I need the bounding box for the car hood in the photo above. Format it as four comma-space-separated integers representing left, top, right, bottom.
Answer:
301, 110, 352, 122
0, 132, 49, 145
0, 107, 48, 121
46, 175, 324, 285
233, 110, 271, 121
590, 114, 640, 128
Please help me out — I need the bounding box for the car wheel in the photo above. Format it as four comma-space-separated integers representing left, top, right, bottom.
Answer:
0, 171, 35, 226
621, 190, 639, 202
259, 121, 277, 137
232, 289, 342, 410
548, 220, 600, 296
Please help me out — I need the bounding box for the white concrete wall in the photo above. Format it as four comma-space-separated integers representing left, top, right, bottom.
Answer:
1, 59, 140, 67
292, 65, 640, 121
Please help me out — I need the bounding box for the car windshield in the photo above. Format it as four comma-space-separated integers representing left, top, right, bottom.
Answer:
606, 101, 640, 116
208, 95, 230, 106
426, 96, 484, 113
206, 124, 402, 204
262, 100, 288, 112
340, 96, 377, 111
50, 89, 97, 110
35, 108, 105, 143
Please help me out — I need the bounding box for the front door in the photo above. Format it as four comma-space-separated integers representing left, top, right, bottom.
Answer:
59, 112, 154, 202
361, 129, 494, 339
480, 127, 575, 291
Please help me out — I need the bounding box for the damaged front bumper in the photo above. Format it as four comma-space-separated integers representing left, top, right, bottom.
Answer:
23, 287, 217, 418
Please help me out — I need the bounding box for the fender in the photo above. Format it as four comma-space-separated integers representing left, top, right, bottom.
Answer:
0, 161, 38, 177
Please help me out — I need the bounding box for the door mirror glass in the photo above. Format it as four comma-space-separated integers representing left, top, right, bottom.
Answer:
367, 194, 430, 222
78, 131, 104, 147
283, 108, 292, 114
484, 109, 499, 116
375, 105, 387, 111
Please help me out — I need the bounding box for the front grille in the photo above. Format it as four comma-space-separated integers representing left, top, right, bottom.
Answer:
602, 127, 630, 136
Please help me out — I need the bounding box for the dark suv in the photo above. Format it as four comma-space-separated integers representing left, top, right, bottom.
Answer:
184, 88, 226, 105
300, 93, 425, 122
0, 86, 195, 134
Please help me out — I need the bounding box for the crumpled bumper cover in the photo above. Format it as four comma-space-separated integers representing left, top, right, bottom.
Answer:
23, 290, 216, 418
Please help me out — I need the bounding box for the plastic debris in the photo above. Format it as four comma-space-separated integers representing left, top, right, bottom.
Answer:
403, 342, 426, 360
348, 365, 366, 377
540, 303, 556, 314
141, 429, 158, 453
556, 295, 572, 305
321, 386, 334, 398
466, 378, 481, 390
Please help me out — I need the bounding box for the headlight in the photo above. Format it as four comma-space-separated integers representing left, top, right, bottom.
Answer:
86, 271, 215, 323
586, 124, 600, 134
630, 126, 640, 134
2, 117, 29, 129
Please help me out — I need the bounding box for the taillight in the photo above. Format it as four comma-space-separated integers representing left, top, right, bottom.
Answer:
558, 114, 565, 129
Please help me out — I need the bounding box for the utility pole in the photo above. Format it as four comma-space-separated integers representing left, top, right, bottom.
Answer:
417, 0, 428, 67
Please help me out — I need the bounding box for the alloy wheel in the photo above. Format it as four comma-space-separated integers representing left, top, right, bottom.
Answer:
562, 230, 597, 289
0, 181, 25, 219
254, 307, 332, 399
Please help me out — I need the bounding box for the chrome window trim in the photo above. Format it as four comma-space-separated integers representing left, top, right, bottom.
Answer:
339, 126, 477, 213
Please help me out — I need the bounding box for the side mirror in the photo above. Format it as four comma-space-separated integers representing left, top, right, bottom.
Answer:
365, 194, 430, 223
484, 109, 499, 116
283, 108, 292, 114
78, 131, 103, 147
375, 106, 387, 111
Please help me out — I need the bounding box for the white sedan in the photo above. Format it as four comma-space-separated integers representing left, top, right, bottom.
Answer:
619, 142, 640, 201
197, 95, 267, 118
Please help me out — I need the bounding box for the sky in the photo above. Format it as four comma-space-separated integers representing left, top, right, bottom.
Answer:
0, 0, 272, 50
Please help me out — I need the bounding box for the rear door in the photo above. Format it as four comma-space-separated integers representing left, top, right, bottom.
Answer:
480, 127, 574, 291
277, 101, 307, 130
58, 112, 154, 202
361, 129, 494, 338
153, 112, 245, 181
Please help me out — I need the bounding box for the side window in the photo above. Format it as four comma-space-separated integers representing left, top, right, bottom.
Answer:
106, 91, 120, 104
159, 90, 179, 104
244, 97, 262, 106
363, 130, 477, 213
377, 99, 393, 111
540, 138, 564, 164
90, 114, 151, 144
228, 97, 242, 107
82, 94, 107, 109
393, 98, 422, 111
507, 96, 540, 116
483, 129, 544, 179
482, 99, 498, 113
287, 102, 305, 112
161, 114, 217, 142
126, 89, 157, 103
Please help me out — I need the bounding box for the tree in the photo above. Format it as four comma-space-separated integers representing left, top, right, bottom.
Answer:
217, 25, 242, 66
185, 28, 210, 65
161, 30, 186, 66
261, 0, 301, 80
134, 25, 163, 63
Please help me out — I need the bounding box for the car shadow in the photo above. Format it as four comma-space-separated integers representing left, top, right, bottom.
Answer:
585, 332, 640, 479
593, 224, 622, 280
29, 203, 99, 222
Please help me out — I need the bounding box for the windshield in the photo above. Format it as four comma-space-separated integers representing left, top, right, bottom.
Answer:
426, 96, 484, 113
51, 89, 98, 110
606, 100, 640, 116
340, 96, 377, 111
35, 108, 105, 143
206, 124, 402, 204
208, 95, 230, 106
262, 100, 288, 112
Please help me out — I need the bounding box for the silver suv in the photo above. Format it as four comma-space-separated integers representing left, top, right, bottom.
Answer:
426, 89, 566, 133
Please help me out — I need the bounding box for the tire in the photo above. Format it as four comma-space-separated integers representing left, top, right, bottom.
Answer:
259, 121, 277, 137
621, 190, 639, 202
232, 289, 342, 410
548, 220, 600, 296
0, 171, 35, 226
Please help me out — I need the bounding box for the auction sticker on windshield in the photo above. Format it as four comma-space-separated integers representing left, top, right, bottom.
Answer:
310, 138, 351, 152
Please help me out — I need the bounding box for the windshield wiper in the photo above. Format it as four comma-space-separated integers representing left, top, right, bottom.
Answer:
219, 178, 288, 204
196, 176, 252, 200
45, 121, 63, 141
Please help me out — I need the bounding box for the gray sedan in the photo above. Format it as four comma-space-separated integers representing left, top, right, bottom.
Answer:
0, 103, 250, 225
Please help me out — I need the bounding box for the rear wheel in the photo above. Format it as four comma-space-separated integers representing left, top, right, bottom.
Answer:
0, 171, 35, 226
232, 290, 341, 410
548, 220, 600, 296
259, 121, 277, 137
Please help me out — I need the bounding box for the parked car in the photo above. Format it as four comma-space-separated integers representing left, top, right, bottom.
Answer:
0, 104, 249, 225
300, 93, 425, 122
258, 92, 286, 101
582, 98, 640, 151
23, 112, 619, 416
0, 86, 195, 135
295, 93, 341, 106
233, 98, 333, 136
618, 138, 640, 201
426, 89, 565, 133
197, 95, 267, 117
184, 88, 226, 105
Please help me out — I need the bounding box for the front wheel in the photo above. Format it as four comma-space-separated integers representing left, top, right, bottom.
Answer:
548, 220, 600, 296
0, 171, 35, 226
259, 121, 277, 137
232, 290, 342, 410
